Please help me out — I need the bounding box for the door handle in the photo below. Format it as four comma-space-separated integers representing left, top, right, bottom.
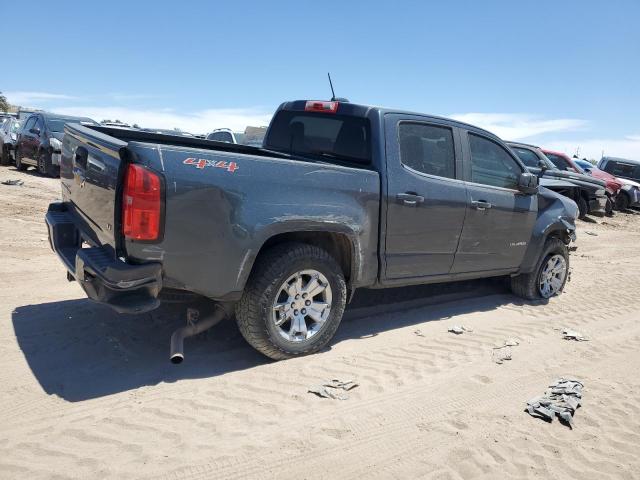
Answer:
471, 200, 492, 210
396, 193, 425, 206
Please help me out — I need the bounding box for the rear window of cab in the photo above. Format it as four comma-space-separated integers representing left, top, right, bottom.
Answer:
265, 111, 371, 165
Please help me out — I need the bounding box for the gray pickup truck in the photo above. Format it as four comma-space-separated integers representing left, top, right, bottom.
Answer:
46, 99, 578, 360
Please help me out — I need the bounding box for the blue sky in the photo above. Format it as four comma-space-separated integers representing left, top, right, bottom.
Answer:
2, 0, 639, 158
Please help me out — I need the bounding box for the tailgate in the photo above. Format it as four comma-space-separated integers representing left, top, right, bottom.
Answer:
61, 123, 128, 248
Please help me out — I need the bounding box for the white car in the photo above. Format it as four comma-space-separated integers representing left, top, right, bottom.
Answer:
0, 117, 21, 165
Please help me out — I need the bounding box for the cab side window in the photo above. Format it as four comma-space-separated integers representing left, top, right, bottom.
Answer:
469, 134, 522, 189
398, 123, 455, 179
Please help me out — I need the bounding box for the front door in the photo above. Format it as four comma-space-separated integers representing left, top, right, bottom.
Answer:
452, 132, 537, 273
384, 115, 468, 280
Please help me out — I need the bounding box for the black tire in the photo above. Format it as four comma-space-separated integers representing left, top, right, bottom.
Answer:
577, 195, 588, 219
15, 148, 28, 171
236, 242, 347, 360
37, 151, 57, 177
510, 237, 569, 300
0, 146, 10, 166
616, 192, 630, 211
605, 196, 614, 216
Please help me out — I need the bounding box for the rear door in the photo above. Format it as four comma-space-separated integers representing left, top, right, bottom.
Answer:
383, 114, 467, 280
452, 131, 537, 273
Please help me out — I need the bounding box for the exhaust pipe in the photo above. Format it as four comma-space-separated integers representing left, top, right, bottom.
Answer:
170, 304, 227, 364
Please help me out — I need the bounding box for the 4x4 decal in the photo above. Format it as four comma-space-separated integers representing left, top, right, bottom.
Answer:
183, 157, 239, 173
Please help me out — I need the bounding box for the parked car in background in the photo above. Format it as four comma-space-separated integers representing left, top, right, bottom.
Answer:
507, 141, 607, 218
46, 99, 578, 361
141, 127, 195, 137
0, 112, 18, 123
15, 112, 97, 177
0, 117, 22, 165
546, 152, 622, 200
542, 149, 620, 215
598, 156, 640, 209
206, 126, 267, 147
206, 128, 244, 144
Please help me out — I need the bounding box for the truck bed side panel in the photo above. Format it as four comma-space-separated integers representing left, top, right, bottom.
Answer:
125, 144, 380, 300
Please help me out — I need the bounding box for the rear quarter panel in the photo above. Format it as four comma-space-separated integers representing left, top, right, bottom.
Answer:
125, 144, 380, 300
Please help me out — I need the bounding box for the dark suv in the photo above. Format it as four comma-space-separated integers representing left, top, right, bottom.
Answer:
15, 112, 96, 177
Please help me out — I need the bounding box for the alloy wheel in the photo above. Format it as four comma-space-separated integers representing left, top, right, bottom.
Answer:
538, 254, 567, 298
271, 269, 332, 342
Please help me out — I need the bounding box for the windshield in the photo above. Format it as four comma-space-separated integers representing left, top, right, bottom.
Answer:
510, 146, 541, 168
265, 111, 371, 165
574, 159, 593, 170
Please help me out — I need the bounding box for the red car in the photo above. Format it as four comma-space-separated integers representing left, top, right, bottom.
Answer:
542, 149, 621, 214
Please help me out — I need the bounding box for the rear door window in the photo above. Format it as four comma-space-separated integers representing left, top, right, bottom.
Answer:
469, 134, 522, 189
398, 122, 455, 179
265, 111, 371, 165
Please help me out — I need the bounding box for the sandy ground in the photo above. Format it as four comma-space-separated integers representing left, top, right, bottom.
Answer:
0, 163, 639, 480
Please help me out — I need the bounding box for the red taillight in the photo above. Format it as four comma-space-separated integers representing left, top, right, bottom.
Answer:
304, 100, 339, 113
122, 164, 162, 241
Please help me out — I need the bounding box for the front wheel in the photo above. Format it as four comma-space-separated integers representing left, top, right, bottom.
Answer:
510, 237, 569, 300
605, 196, 614, 216
616, 192, 630, 211
236, 242, 347, 360
577, 195, 588, 219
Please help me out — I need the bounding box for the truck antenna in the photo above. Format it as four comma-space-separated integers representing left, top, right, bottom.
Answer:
327, 72, 336, 101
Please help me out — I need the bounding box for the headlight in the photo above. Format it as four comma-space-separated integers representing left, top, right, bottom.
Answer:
10, 133, 16, 141
49, 137, 62, 151
596, 189, 605, 196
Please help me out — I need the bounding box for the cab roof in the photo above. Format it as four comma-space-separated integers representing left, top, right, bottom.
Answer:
278, 99, 503, 141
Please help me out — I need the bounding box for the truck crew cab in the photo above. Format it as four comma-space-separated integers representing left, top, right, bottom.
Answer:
46, 99, 578, 360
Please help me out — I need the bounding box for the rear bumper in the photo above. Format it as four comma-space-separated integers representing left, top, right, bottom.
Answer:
45, 202, 162, 314
588, 195, 607, 217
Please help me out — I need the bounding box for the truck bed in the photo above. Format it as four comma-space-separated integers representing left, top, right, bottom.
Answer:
54, 123, 381, 309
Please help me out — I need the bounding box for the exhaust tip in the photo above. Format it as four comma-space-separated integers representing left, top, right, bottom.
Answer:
170, 353, 184, 364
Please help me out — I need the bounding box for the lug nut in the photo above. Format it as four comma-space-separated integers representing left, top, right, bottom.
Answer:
294, 310, 299, 315
305, 300, 311, 306
302, 293, 307, 299
295, 294, 300, 300
301, 309, 306, 314
291, 303, 296, 308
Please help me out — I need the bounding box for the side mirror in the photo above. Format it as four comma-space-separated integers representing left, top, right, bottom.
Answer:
518, 172, 539, 195
29, 128, 40, 135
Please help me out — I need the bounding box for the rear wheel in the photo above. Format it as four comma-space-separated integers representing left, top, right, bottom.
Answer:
37, 151, 56, 177
236, 242, 347, 360
510, 237, 569, 300
15, 148, 28, 171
